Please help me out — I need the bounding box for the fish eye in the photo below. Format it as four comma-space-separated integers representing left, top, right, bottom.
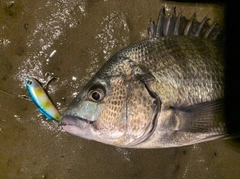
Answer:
88, 87, 105, 102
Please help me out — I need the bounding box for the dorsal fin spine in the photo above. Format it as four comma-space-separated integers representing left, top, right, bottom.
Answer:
148, 7, 221, 40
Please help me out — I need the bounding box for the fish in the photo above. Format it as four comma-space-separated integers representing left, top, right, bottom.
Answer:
25, 77, 61, 122
60, 7, 228, 148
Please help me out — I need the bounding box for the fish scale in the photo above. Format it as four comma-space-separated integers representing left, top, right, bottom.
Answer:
120, 36, 224, 106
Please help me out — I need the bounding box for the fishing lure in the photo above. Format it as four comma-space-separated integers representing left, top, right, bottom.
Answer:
25, 77, 61, 122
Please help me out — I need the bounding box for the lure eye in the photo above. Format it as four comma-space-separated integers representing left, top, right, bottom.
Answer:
88, 87, 105, 102
27, 80, 32, 85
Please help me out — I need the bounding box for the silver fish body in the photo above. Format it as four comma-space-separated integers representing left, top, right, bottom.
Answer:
61, 8, 226, 148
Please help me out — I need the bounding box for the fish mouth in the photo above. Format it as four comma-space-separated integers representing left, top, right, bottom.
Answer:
60, 115, 93, 137
61, 115, 87, 126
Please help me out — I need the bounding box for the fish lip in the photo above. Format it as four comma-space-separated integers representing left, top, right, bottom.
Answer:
60, 115, 90, 129
61, 115, 96, 140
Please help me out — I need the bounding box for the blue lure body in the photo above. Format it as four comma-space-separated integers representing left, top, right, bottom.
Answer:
25, 77, 61, 122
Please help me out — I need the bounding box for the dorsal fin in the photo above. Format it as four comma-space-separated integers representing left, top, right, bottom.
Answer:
148, 7, 222, 40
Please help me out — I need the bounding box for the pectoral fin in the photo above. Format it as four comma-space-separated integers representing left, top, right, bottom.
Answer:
170, 99, 226, 134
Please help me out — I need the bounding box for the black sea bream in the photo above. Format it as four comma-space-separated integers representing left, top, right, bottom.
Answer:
61, 8, 227, 148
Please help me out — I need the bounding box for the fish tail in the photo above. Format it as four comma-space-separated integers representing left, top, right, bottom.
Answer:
148, 7, 222, 40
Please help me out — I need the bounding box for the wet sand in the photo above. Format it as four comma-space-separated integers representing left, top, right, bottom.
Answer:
0, 0, 239, 178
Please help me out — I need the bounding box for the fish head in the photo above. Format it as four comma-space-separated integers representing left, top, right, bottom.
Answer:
61, 58, 159, 147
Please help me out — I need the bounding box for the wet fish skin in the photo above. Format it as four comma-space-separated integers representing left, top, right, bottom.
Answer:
121, 36, 224, 107
61, 9, 226, 148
